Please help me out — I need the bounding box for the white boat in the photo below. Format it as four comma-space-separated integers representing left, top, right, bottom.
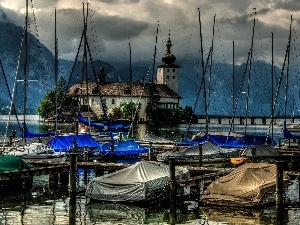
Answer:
6, 142, 65, 160
85, 160, 190, 205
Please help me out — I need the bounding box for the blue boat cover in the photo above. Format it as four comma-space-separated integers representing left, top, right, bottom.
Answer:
77, 114, 131, 131
99, 140, 149, 157
77, 114, 106, 130
177, 133, 276, 148
47, 134, 101, 152
22, 123, 55, 138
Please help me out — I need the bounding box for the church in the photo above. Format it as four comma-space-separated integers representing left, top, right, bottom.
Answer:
67, 35, 182, 122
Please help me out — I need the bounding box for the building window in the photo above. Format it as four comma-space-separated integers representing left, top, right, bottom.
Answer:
173, 76, 175, 79
173, 69, 175, 72
112, 99, 115, 104
167, 76, 169, 79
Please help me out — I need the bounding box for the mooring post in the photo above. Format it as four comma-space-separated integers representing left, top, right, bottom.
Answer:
148, 142, 153, 161
168, 156, 177, 224
69, 194, 76, 225
75, 120, 79, 135
69, 138, 78, 196
111, 140, 115, 160
198, 144, 203, 167
12, 130, 16, 138
84, 145, 88, 185
49, 173, 59, 190
60, 172, 69, 189
8, 136, 12, 146
250, 147, 256, 162
181, 134, 184, 143
276, 161, 284, 209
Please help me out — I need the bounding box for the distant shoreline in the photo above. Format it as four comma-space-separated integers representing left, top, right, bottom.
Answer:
0, 115, 41, 121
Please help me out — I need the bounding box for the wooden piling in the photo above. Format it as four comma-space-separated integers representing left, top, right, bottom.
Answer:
168, 156, 176, 203
75, 120, 79, 135
70, 138, 78, 195
198, 144, 203, 167
8, 136, 12, 146
148, 142, 153, 161
276, 161, 284, 208
250, 147, 256, 162
83, 145, 88, 185
111, 140, 115, 160
49, 173, 59, 189
169, 156, 177, 224
12, 130, 16, 138
69, 194, 76, 225
60, 172, 69, 189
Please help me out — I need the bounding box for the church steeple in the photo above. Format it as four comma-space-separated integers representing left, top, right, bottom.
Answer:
162, 31, 176, 66
156, 31, 180, 94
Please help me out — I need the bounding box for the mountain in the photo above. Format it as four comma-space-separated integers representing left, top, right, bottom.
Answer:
0, 21, 296, 117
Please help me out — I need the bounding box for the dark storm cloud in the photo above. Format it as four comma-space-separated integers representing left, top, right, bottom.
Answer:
98, 0, 140, 4
90, 14, 150, 40
276, 0, 300, 11
57, 7, 149, 41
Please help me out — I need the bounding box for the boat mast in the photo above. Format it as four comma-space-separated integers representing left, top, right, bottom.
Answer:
23, 0, 29, 145
54, 8, 58, 134
284, 15, 292, 123
271, 32, 274, 141
232, 40, 235, 132
244, 9, 256, 134
198, 8, 208, 137
208, 14, 216, 126
129, 42, 134, 139
83, 3, 90, 133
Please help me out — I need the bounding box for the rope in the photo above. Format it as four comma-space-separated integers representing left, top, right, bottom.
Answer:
0, 60, 21, 130
2, 28, 25, 149
185, 47, 212, 140
126, 22, 160, 138
265, 43, 290, 143
227, 51, 251, 139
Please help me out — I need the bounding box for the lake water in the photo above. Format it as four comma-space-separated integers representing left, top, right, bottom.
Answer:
0, 120, 299, 224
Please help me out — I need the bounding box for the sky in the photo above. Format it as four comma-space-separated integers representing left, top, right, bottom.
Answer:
0, 0, 300, 68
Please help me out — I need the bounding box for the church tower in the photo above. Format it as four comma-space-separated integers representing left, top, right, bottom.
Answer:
157, 32, 180, 94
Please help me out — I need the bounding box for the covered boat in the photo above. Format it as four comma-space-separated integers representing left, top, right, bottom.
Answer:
177, 132, 276, 148
85, 160, 189, 204
231, 144, 281, 166
95, 140, 149, 158
200, 163, 289, 207
0, 155, 33, 172
47, 134, 101, 153
156, 141, 240, 163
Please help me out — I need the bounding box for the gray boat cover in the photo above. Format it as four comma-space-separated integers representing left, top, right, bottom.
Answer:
242, 145, 280, 157
200, 162, 289, 207
85, 160, 189, 202
156, 141, 239, 162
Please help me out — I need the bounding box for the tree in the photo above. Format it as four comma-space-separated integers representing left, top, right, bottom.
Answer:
108, 107, 122, 121
120, 101, 140, 121
36, 77, 72, 119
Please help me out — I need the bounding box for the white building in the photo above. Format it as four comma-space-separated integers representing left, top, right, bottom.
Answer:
67, 35, 182, 122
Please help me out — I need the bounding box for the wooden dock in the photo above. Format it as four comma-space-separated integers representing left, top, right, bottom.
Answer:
1, 158, 299, 199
